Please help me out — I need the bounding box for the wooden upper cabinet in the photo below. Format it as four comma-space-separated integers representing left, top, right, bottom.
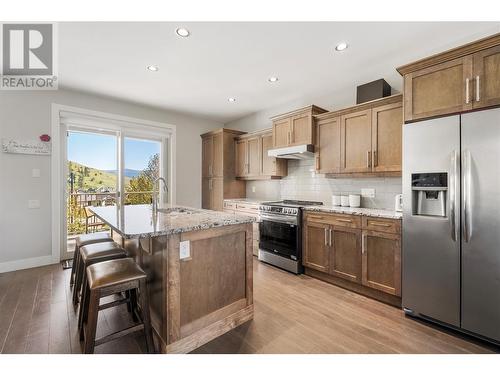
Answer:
473, 44, 500, 109
315, 116, 341, 174
247, 137, 261, 177
261, 133, 286, 177
398, 33, 500, 122
290, 113, 313, 145
235, 139, 247, 177
212, 133, 223, 177
403, 57, 472, 122
340, 109, 372, 173
362, 230, 401, 296
303, 220, 330, 273
371, 102, 403, 172
330, 227, 362, 284
272, 118, 291, 148
202, 136, 213, 177
211, 178, 224, 211
271, 105, 327, 148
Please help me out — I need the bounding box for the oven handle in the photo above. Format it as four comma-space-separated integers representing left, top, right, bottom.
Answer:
259, 214, 298, 225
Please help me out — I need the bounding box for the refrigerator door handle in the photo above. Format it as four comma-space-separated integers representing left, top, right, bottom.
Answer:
450, 150, 459, 242
462, 150, 473, 242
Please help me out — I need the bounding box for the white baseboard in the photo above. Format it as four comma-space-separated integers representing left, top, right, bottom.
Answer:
0, 255, 59, 274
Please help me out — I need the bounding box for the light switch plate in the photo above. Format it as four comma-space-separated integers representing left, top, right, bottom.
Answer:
251, 186, 256, 193
32, 169, 41, 178
179, 240, 190, 260
28, 200, 40, 209
361, 188, 375, 198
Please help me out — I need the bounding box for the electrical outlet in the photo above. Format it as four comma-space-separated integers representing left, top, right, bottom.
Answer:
28, 200, 40, 209
251, 186, 256, 193
361, 188, 375, 198
32, 169, 41, 178
179, 240, 190, 260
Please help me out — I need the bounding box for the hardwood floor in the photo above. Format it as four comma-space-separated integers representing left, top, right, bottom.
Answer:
0, 259, 496, 354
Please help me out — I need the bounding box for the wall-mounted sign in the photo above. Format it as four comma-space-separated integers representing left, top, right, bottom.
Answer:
1, 138, 51, 155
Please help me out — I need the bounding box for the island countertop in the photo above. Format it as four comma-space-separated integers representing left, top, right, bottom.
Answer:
89, 204, 256, 239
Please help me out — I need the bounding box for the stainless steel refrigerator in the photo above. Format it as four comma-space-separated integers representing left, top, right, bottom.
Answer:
402, 107, 500, 344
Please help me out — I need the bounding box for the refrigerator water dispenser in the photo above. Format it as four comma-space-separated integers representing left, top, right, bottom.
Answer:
411, 173, 447, 217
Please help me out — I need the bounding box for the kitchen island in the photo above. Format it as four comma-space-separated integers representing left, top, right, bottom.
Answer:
89, 204, 255, 353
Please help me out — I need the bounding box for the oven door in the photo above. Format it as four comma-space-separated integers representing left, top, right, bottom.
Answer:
259, 215, 299, 260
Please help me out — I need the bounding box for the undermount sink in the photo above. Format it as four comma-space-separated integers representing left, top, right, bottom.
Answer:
156, 207, 196, 215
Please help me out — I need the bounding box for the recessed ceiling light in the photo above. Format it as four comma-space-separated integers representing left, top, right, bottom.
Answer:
268, 76, 279, 83
228, 97, 236, 103
147, 65, 159, 72
335, 42, 348, 52
175, 27, 190, 37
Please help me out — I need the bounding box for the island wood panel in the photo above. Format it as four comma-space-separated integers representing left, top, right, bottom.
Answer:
473, 44, 500, 109
340, 109, 372, 173
146, 223, 254, 353
371, 102, 403, 173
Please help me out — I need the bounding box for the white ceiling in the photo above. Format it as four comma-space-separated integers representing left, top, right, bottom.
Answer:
59, 22, 500, 123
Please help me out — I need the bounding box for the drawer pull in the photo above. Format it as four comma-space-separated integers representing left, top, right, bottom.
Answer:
370, 222, 391, 227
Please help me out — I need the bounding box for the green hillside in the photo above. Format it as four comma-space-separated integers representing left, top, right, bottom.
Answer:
67, 161, 131, 192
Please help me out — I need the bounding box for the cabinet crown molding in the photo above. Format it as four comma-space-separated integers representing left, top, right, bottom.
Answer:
201, 128, 247, 138
396, 32, 500, 76
314, 94, 402, 121
270, 105, 328, 121
235, 128, 272, 140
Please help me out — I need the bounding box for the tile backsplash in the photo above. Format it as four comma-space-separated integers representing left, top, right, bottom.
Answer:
246, 159, 402, 210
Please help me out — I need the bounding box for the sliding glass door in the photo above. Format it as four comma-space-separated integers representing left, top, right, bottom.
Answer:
64, 128, 168, 260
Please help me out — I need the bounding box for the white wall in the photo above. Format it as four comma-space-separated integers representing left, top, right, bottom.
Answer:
0, 88, 221, 272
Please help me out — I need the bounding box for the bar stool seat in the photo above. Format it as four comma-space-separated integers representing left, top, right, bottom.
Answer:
72, 241, 126, 307
70, 232, 113, 287
80, 258, 154, 354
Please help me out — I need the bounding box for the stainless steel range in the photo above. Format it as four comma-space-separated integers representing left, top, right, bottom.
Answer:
258, 200, 323, 274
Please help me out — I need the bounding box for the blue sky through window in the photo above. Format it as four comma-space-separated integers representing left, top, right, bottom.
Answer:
67, 132, 160, 171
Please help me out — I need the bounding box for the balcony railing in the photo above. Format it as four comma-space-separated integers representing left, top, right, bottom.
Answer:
67, 191, 153, 235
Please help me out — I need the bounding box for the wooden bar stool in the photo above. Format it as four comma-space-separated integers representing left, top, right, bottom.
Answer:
70, 232, 113, 287
80, 258, 154, 354
72, 241, 126, 308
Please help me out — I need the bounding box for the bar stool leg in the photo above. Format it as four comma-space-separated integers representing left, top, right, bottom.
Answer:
78, 272, 90, 335
139, 279, 154, 353
70, 247, 79, 287
83, 289, 100, 354
129, 289, 139, 323
72, 255, 84, 307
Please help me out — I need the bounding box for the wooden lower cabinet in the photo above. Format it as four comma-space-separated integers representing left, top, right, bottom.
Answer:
362, 230, 401, 297
303, 211, 401, 305
330, 227, 362, 284
303, 221, 330, 273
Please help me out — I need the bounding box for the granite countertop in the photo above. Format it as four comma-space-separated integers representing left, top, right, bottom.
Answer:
303, 205, 402, 220
90, 204, 256, 239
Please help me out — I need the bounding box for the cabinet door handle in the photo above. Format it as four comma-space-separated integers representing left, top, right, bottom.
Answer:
288, 131, 291, 145
373, 150, 378, 167
465, 78, 470, 104
329, 228, 332, 247
324, 228, 328, 246
366, 151, 371, 168
476, 75, 480, 102
315, 157, 320, 170
362, 233, 367, 254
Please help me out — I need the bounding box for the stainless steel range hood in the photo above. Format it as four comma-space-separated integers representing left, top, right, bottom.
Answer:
267, 144, 314, 159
